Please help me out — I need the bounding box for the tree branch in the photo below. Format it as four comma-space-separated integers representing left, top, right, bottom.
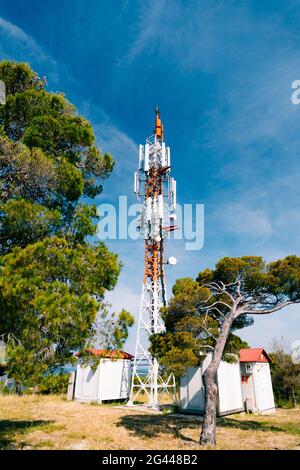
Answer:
206, 306, 225, 319
239, 300, 300, 316
202, 281, 236, 303
204, 300, 232, 311
198, 325, 217, 341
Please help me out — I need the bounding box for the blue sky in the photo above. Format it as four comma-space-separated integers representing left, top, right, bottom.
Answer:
1, 0, 300, 352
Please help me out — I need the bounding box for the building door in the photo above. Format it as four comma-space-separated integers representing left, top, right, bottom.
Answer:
254, 364, 275, 411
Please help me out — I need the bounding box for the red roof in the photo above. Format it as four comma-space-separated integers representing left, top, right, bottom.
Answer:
239, 348, 272, 363
77, 349, 134, 360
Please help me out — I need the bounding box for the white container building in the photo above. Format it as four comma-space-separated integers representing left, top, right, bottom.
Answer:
240, 348, 275, 413
74, 349, 133, 403
180, 353, 244, 416
180, 348, 276, 416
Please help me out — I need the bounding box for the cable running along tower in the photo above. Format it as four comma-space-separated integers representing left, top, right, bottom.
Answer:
128, 108, 177, 408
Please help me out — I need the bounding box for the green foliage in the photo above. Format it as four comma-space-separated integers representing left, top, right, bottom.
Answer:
4, 345, 48, 388
203, 255, 300, 303
0, 60, 114, 233
269, 339, 300, 408
0, 61, 46, 95
0, 199, 61, 253
77, 307, 135, 370
150, 331, 202, 378
113, 309, 135, 349
57, 158, 84, 201
38, 373, 69, 395
0, 61, 132, 388
1, 89, 73, 141
0, 60, 114, 252
151, 275, 250, 377
211, 256, 266, 287
83, 148, 114, 197
0, 135, 57, 205
152, 256, 300, 382
196, 268, 214, 285
0, 61, 115, 255
69, 204, 97, 242
163, 277, 210, 332
22, 114, 94, 158
92, 307, 135, 352
268, 256, 300, 301
0, 381, 11, 395
223, 334, 249, 359
0, 382, 12, 395
0, 236, 121, 384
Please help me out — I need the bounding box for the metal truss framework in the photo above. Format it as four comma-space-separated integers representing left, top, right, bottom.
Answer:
128, 109, 177, 408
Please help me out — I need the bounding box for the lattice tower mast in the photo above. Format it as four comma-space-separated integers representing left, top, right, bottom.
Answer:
128, 108, 177, 408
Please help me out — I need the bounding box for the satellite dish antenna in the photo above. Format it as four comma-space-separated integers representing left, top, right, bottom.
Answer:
168, 256, 177, 266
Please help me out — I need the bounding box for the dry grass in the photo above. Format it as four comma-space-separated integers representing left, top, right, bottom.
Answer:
0, 394, 299, 450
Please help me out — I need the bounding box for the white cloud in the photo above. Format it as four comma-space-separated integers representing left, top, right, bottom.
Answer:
0, 16, 56, 65
121, 0, 167, 65
95, 123, 137, 166
121, 0, 263, 73
213, 202, 273, 238
94, 122, 138, 199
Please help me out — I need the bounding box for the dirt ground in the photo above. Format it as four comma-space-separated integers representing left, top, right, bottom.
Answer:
0, 395, 299, 450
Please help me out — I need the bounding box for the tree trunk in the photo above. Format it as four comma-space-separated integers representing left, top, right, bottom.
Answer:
200, 371, 218, 445
200, 310, 236, 446
15, 381, 22, 396
291, 387, 297, 408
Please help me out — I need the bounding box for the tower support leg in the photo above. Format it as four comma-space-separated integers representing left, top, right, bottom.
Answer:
128, 282, 176, 408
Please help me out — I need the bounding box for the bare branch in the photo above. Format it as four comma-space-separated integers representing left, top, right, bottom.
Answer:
206, 306, 225, 319
202, 282, 236, 303
204, 300, 232, 311
202, 291, 216, 304
202, 281, 223, 291
238, 300, 300, 316
197, 325, 217, 341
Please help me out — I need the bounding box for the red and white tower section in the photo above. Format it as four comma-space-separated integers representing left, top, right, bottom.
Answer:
128, 108, 177, 408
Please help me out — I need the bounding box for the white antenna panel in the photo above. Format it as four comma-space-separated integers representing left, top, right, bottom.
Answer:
158, 194, 164, 219
172, 179, 176, 208
144, 143, 150, 171
170, 177, 174, 195
139, 211, 144, 228
134, 171, 139, 193
161, 143, 166, 167
146, 197, 152, 220
166, 146, 171, 167
139, 144, 144, 169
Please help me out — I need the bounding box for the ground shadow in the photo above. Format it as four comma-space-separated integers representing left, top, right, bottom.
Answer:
118, 414, 201, 442
0, 419, 53, 449
217, 417, 290, 434
118, 413, 290, 443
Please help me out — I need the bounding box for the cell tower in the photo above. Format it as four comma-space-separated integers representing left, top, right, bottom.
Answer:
128, 108, 177, 408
